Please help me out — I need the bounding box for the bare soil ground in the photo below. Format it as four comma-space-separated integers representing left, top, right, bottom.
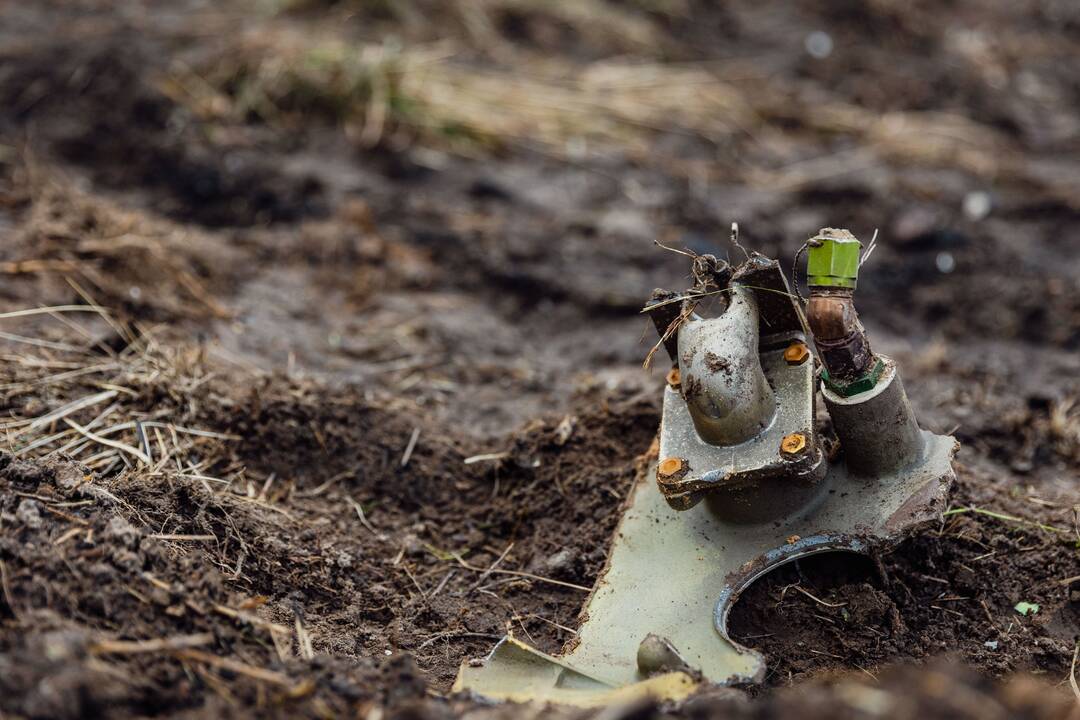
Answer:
0, 0, 1078, 718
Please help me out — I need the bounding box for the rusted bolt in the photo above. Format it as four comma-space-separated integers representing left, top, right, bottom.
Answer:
780, 432, 807, 456
783, 341, 810, 365
657, 457, 685, 480
666, 366, 681, 388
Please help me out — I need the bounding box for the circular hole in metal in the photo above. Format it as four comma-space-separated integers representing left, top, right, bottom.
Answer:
725, 551, 880, 654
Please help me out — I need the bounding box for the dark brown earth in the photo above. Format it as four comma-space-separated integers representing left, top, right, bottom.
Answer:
0, 0, 1078, 718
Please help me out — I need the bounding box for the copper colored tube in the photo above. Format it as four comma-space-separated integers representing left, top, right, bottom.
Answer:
807, 289, 875, 381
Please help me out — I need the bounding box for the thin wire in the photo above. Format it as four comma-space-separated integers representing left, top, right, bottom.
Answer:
730, 222, 751, 262
859, 228, 880, 267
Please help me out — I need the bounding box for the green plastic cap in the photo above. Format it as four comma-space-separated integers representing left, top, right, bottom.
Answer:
807, 228, 861, 289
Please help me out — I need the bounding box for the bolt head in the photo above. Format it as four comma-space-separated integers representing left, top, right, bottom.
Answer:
783, 342, 810, 365
780, 432, 807, 455
657, 457, 685, 479
808, 229, 861, 289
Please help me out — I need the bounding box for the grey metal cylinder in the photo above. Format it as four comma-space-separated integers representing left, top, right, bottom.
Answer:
822, 357, 925, 477
678, 286, 776, 446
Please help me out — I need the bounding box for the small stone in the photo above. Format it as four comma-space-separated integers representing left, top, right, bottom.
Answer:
805, 30, 834, 59
39, 630, 89, 662
935, 251, 956, 273
554, 415, 576, 446
88, 563, 114, 581
53, 465, 83, 491
16, 499, 43, 529
109, 548, 142, 573
104, 515, 140, 548
540, 548, 576, 576
962, 191, 992, 221
636, 634, 692, 676
401, 534, 424, 557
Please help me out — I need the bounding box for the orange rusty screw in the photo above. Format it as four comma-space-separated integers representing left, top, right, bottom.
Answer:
783, 341, 810, 365
657, 457, 684, 479
780, 432, 807, 455
666, 367, 681, 388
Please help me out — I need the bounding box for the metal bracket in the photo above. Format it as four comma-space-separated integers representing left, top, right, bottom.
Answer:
454, 250, 958, 705
456, 437, 956, 702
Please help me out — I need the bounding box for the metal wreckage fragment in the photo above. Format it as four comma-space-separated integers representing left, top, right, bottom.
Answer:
455, 228, 958, 706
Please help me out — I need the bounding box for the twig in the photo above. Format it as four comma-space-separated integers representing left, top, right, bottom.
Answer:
463, 451, 510, 465
401, 427, 420, 467
643, 299, 697, 370
808, 648, 843, 659
65, 277, 135, 348
638, 286, 732, 313
523, 613, 578, 635
931, 605, 964, 618
16, 389, 119, 432
295, 469, 351, 497
0, 305, 114, 321
430, 570, 456, 598
471, 543, 514, 590
859, 228, 880, 267
41, 505, 89, 526
415, 630, 501, 651
91, 633, 215, 655
347, 497, 386, 540
148, 534, 216, 542
136, 421, 152, 463
141, 422, 241, 441
855, 664, 879, 682
212, 604, 292, 637
0, 362, 120, 392
943, 506, 1066, 534
400, 563, 427, 598
1070, 642, 1079, 702
789, 584, 847, 608
651, 237, 698, 259
294, 612, 315, 661
174, 649, 295, 687
64, 417, 151, 465
730, 222, 750, 261
53, 527, 83, 546
447, 550, 590, 592
0, 330, 84, 352
0, 560, 18, 620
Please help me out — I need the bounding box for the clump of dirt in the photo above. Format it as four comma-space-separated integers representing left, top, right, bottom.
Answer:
0, 321, 663, 716
0, 453, 429, 719
738, 661, 1078, 720
0, 167, 244, 322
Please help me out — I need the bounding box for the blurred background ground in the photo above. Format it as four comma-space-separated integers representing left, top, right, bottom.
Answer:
0, 0, 1078, 718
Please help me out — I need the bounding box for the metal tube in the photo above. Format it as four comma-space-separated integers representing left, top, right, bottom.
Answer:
821, 358, 925, 477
